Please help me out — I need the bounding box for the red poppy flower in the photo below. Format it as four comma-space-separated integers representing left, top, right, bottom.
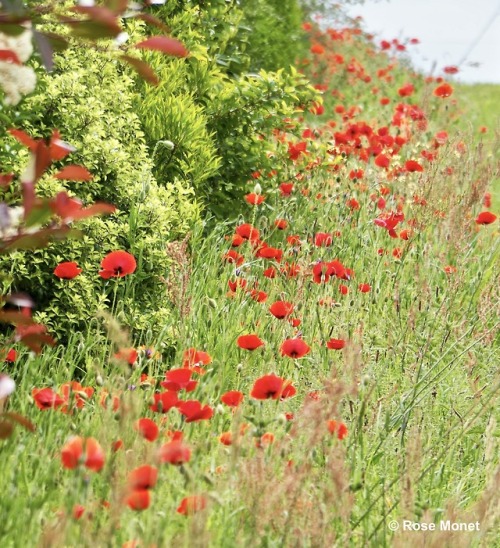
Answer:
61, 436, 105, 472
228, 278, 247, 292
483, 193, 492, 208
288, 141, 307, 161
279, 183, 294, 196
310, 44, 324, 55
434, 83, 453, 98
128, 465, 158, 491
231, 233, 244, 247
126, 489, 150, 511
99, 251, 136, 279
374, 154, 390, 168
347, 198, 360, 210
158, 440, 191, 465
178, 400, 213, 423
475, 211, 497, 225
150, 391, 179, 413
223, 249, 244, 265
398, 83, 414, 97
134, 418, 159, 442
177, 495, 207, 515
54, 262, 82, 279
32, 387, 65, 410
405, 160, 423, 173
61, 436, 84, 469
237, 334, 264, 351
274, 219, 288, 230
113, 348, 138, 365
263, 266, 277, 279
250, 374, 296, 400
314, 232, 333, 247
249, 289, 268, 302
221, 390, 244, 407
327, 420, 348, 440
219, 432, 233, 446
269, 301, 294, 319
72, 505, 85, 520
235, 223, 260, 241
326, 338, 345, 350
4, 348, 17, 363
160, 368, 197, 392
281, 338, 310, 359
358, 283, 371, 293
182, 348, 212, 369
339, 284, 349, 295
245, 193, 265, 205
60, 382, 94, 411
255, 245, 283, 261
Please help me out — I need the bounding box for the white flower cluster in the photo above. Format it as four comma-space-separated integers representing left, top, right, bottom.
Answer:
0, 27, 37, 105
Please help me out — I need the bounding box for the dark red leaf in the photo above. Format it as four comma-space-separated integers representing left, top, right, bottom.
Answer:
1, 412, 36, 432
0, 421, 14, 439
0, 173, 14, 188
120, 54, 159, 85
54, 165, 93, 181
17, 333, 56, 354
133, 13, 171, 33
8, 128, 37, 150
134, 36, 188, 57
34, 141, 52, 182
0, 311, 34, 326
71, 202, 116, 221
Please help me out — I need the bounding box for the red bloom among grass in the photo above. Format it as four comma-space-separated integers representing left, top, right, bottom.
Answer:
250, 374, 296, 400
54, 262, 82, 279
269, 301, 294, 319
134, 418, 159, 442
99, 251, 136, 279
326, 338, 345, 350
150, 391, 179, 413
314, 232, 333, 247
32, 387, 65, 410
158, 440, 191, 465
327, 420, 349, 440
128, 465, 158, 491
177, 495, 207, 515
475, 211, 497, 225
221, 390, 244, 407
126, 489, 150, 511
245, 193, 265, 205
182, 348, 212, 371
160, 368, 197, 392
374, 153, 390, 168
281, 338, 310, 358
405, 160, 423, 173
433, 83, 453, 98
235, 223, 260, 241
61, 436, 105, 472
177, 400, 213, 422
358, 283, 371, 293
237, 334, 264, 351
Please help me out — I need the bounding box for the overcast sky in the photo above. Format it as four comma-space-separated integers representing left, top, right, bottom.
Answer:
341, 0, 500, 84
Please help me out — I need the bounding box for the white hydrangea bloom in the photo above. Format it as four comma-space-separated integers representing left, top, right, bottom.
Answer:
0, 27, 36, 105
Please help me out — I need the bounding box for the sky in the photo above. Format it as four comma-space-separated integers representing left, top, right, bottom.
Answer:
341, 0, 500, 84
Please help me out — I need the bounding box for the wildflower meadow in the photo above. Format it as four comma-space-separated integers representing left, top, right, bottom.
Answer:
0, 1, 499, 546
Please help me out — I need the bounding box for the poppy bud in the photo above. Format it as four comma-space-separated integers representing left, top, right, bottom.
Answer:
254, 182, 262, 195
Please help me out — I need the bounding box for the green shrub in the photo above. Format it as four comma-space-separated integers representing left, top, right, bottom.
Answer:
0, 43, 200, 342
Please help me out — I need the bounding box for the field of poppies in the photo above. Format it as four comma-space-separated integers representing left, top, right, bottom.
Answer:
1, 1, 499, 547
